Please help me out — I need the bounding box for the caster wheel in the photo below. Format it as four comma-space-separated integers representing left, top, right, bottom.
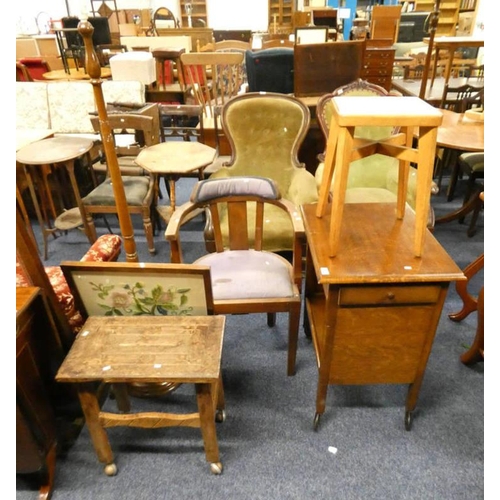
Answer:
104, 463, 117, 476
404, 411, 413, 431
210, 462, 223, 475
215, 409, 226, 423
313, 413, 321, 431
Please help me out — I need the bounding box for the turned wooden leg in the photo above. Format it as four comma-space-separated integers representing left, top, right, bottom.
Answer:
77, 383, 116, 476
195, 382, 222, 474
142, 208, 156, 255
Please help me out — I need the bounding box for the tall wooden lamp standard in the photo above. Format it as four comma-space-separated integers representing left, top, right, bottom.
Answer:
78, 19, 139, 263
419, 0, 441, 100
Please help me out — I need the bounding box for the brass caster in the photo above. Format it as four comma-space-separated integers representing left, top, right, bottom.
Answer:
215, 409, 226, 423
104, 463, 117, 476
313, 412, 321, 432
404, 411, 413, 431
210, 462, 223, 475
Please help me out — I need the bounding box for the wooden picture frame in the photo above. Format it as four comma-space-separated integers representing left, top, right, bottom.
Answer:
61, 261, 214, 319
294, 26, 329, 45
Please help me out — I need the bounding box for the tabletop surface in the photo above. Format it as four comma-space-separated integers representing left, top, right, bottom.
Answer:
135, 141, 217, 174
434, 109, 484, 151
56, 315, 226, 383
42, 67, 112, 81
424, 36, 484, 47
332, 96, 443, 126
391, 77, 484, 103
16, 136, 94, 165
301, 203, 463, 285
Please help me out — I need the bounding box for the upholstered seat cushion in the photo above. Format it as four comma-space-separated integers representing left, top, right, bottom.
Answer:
315, 155, 419, 210
459, 152, 484, 173
83, 176, 150, 206
195, 249, 294, 300
16, 234, 122, 334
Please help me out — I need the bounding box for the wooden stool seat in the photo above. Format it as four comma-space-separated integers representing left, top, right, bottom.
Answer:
152, 47, 186, 91
316, 96, 443, 257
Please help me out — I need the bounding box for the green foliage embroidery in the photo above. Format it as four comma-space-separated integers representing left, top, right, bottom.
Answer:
88, 281, 194, 316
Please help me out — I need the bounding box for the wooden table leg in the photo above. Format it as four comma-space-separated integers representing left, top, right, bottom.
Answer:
328, 125, 355, 257
414, 125, 438, 257
314, 289, 338, 431
404, 286, 449, 430
195, 382, 222, 474
449, 253, 484, 322
460, 286, 484, 365
77, 383, 117, 476
63, 160, 96, 244
22, 165, 57, 260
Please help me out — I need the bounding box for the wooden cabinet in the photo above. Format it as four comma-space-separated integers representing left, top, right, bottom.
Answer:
406, 0, 479, 37
361, 47, 396, 91
269, 0, 295, 34
301, 203, 464, 431
16, 287, 81, 498
178, 0, 208, 28
16, 287, 60, 499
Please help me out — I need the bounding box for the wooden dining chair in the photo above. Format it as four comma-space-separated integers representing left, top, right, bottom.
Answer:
180, 51, 245, 120
16, 62, 33, 82
82, 113, 158, 254
166, 176, 303, 376
18, 58, 51, 81
436, 83, 484, 199
440, 82, 484, 112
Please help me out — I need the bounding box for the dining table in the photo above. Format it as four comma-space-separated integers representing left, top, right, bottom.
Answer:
425, 108, 484, 226
424, 36, 484, 89
42, 67, 112, 81
390, 77, 484, 107
434, 108, 484, 197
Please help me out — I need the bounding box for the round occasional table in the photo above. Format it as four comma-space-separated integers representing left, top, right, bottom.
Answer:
437, 109, 484, 201
436, 109, 484, 152
135, 141, 216, 223
16, 136, 94, 259
42, 67, 112, 81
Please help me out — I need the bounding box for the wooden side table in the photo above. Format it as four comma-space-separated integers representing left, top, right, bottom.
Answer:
16, 136, 95, 260
316, 96, 443, 257
135, 141, 216, 223
152, 47, 186, 92
56, 315, 226, 475
302, 203, 464, 431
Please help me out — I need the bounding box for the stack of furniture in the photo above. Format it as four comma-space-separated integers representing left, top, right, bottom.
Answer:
306, 94, 465, 430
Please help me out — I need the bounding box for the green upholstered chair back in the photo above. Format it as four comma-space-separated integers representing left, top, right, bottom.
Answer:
218, 92, 310, 193
207, 92, 318, 252
317, 78, 396, 142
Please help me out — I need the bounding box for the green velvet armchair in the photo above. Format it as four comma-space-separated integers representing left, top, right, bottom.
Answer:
314, 79, 436, 227
207, 92, 318, 252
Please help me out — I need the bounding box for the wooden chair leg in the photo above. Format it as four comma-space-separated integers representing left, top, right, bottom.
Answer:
142, 209, 156, 255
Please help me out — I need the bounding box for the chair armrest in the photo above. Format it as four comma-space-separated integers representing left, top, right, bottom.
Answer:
287, 170, 319, 206
165, 202, 201, 262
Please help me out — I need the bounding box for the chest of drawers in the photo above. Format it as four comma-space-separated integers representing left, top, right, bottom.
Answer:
362, 47, 395, 91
